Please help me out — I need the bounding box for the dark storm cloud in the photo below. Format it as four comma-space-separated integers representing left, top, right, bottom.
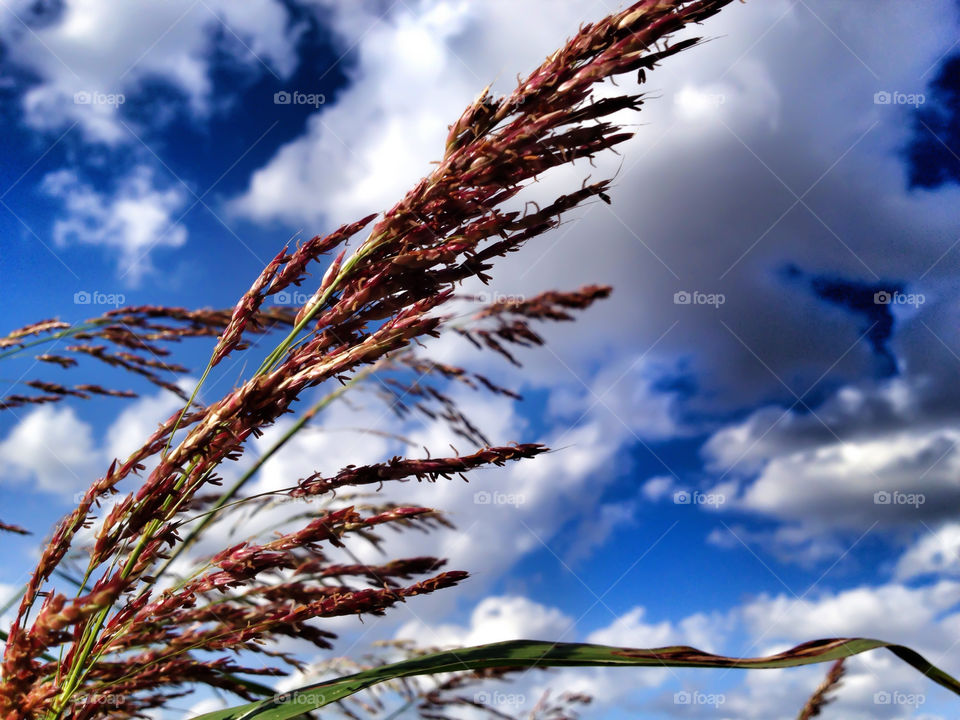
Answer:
908, 54, 960, 189
782, 263, 901, 377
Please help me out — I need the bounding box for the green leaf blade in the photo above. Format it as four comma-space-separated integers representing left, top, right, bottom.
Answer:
193, 638, 960, 720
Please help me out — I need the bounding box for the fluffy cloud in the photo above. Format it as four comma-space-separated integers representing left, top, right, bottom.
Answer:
0, 381, 196, 501
587, 605, 728, 655
702, 375, 960, 557
103, 379, 194, 462
740, 581, 960, 647
895, 523, 960, 580
232, 1, 608, 227
42, 165, 189, 281
733, 424, 960, 526
261, 385, 629, 596
642, 475, 676, 502
0, 405, 97, 495
396, 595, 571, 648
2, 0, 300, 142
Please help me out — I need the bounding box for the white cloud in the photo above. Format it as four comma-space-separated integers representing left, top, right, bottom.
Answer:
702, 377, 929, 473
565, 500, 637, 565
231, 0, 484, 226
707, 523, 848, 568
740, 581, 960, 645
0, 405, 97, 495
104, 379, 194, 462
250, 399, 396, 496
895, 523, 960, 580
702, 375, 960, 554
42, 164, 189, 282
588, 605, 728, 655
642, 475, 676, 501
4, 0, 300, 142
546, 356, 693, 441
185, 698, 229, 719
397, 595, 571, 648
737, 425, 960, 523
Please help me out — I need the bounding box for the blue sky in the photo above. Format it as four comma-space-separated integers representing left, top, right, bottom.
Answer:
2, 1, 960, 718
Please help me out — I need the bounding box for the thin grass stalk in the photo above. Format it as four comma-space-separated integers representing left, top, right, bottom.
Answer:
153, 364, 378, 581
796, 659, 845, 720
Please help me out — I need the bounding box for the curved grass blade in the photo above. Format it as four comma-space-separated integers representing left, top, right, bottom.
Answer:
193, 638, 960, 720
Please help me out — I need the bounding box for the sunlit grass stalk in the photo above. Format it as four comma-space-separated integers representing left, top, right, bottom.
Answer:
154, 365, 378, 581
